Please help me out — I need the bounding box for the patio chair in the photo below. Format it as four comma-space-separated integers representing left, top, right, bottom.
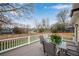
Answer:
39, 35, 46, 54
43, 40, 56, 56
39, 35, 45, 44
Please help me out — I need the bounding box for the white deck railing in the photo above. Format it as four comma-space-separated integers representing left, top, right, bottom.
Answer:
0, 35, 40, 54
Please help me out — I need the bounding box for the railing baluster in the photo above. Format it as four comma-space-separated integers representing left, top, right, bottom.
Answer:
28, 36, 30, 44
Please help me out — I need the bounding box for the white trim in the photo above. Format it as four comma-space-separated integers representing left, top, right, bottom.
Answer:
0, 39, 40, 54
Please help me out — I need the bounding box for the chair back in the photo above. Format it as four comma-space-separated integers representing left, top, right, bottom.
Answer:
43, 40, 56, 56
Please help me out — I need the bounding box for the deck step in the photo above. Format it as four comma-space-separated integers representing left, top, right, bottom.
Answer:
67, 44, 78, 56
66, 41, 79, 56
67, 49, 79, 56
67, 45, 77, 51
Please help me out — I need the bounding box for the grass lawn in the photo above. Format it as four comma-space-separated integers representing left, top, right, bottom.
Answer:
52, 33, 73, 40
0, 34, 28, 40
0, 33, 73, 41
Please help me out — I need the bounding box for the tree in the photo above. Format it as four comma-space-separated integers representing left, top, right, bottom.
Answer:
0, 3, 34, 29
0, 4, 34, 18
25, 25, 30, 34
35, 18, 49, 33
56, 9, 68, 32
57, 9, 68, 23
13, 27, 21, 34
50, 23, 65, 33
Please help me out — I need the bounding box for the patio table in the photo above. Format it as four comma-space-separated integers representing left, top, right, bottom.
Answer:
45, 38, 68, 55
56, 40, 68, 56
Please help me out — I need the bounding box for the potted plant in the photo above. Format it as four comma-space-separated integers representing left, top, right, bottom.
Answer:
47, 34, 62, 55
50, 34, 62, 45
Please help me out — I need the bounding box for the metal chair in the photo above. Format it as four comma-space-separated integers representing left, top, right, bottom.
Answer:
43, 40, 56, 56
39, 35, 45, 44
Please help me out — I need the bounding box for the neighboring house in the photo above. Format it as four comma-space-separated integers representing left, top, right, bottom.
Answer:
71, 3, 79, 44
0, 27, 13, 34
65, 26, 74, 33
0, 24, 14, 34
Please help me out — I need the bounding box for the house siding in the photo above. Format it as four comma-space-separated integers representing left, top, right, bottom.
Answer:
72, 4, 79, 42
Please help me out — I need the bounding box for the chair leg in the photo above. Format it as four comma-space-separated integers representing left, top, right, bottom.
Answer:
57, 51, 61, 56
42, 43, 45, 54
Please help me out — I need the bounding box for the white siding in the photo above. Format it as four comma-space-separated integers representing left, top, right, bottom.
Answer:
72, 4, 79, 42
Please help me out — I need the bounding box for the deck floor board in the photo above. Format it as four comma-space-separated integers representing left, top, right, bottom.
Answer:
0, 42, 44, 56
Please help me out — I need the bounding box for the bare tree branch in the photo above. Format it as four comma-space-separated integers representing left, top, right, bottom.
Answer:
0, 3, 34, 28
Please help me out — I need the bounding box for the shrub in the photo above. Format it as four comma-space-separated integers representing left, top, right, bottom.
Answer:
50, 34, 62, 45
13, 27, 21, 34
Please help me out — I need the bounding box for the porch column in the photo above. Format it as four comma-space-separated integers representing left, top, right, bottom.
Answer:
74, 24, 79, 55
74, 24, 78, 45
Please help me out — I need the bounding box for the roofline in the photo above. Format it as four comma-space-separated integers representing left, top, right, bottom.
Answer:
70, 8, 79, 17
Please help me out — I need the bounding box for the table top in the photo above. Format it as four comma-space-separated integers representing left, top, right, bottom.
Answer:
57, 41, 67, 49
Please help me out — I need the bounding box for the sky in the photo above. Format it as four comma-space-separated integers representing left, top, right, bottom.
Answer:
13, 3, 72, 28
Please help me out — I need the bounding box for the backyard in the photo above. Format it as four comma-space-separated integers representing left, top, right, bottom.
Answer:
0, 3, 77, 56
0, 32, 74, 55
0, 33, 73, 40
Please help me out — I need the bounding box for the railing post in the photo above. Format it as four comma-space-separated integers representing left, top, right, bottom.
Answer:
28, 36, 30, 44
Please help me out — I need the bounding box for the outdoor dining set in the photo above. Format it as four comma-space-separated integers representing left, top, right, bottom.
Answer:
39, 35, 79, 56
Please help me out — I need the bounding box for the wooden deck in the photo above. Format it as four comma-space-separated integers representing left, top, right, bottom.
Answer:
0, 41, 44, 56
